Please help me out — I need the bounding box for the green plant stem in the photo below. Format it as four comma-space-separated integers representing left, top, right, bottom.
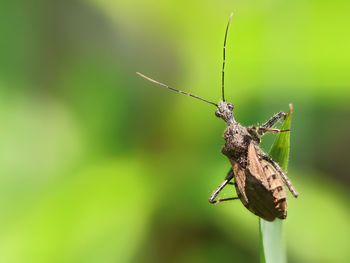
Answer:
259, 104, 293, 263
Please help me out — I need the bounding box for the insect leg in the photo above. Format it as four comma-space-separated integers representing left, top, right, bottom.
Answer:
263, 111, 287, 128
261, 154, 299, 198
258, 127, 290, 134
248, 126, 290, 136
247, 126, 289, 143
248, 111, 288, 139
209, 168, 239, 204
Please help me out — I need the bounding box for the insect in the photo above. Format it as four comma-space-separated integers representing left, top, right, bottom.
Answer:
137, 13, 298, 221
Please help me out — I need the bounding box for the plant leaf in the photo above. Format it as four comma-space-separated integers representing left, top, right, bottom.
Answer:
259, 104, 293, 263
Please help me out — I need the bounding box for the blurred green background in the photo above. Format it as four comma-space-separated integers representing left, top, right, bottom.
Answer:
1, 0, 350, 262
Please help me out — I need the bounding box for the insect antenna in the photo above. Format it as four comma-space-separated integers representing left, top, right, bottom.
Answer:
136, 72, 218, 107
222, 12, 234, 102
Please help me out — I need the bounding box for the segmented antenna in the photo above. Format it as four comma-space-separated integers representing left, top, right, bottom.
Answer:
136, 72, 218, 107
222, 12, 234, 102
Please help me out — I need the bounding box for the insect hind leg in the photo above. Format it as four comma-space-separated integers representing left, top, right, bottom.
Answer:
261, 154, 299, 198
209, 168, 239, 204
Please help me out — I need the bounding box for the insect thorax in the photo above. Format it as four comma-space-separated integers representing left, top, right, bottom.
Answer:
221, 123, 251, 164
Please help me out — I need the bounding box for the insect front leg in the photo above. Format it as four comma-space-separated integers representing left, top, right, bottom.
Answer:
247, 126, 289, 143
261, 154, 299, 198
263, 111, 287, 128
249, 126, 290, 134
248, 111, 289, 138
209, 168, 239, 204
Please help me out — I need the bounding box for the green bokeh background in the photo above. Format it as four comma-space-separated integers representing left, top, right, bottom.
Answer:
1, 0, 349, 262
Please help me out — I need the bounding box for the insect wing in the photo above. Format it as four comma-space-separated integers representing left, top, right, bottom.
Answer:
232, 162, 248, 205
242, 143, 287, 221
260, 158, 287, 219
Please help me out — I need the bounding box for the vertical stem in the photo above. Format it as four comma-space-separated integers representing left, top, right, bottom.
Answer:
259, 104, 293, 263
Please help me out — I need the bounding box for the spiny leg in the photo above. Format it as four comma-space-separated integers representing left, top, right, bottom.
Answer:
249, 126, 290, 134
209, 168, 239, 204
247, 126, 290, 143
261, 154, 299, 198
263, 111, 287, 128
247, 111, 288, 140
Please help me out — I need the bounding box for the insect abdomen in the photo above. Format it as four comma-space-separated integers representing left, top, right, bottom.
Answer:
241, 161, 287, 221
262, 160, 287, 220
230, 143, 288, 221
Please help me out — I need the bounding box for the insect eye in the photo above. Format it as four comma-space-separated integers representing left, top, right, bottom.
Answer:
215, 110, 221, 117
228, 103, 234, 110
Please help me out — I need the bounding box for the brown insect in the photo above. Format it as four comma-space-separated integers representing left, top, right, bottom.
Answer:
137, 13, 298, 221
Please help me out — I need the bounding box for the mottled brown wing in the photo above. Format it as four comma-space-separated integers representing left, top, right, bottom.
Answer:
232, 161, 248, 206
259, 158, 287, 220
241, 143, 287, 221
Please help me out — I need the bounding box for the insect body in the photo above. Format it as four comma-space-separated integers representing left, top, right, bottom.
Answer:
211, 101, 298, 221
137, 13, 298, 221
